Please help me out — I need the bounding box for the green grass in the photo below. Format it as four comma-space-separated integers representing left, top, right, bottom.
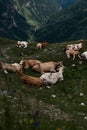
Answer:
0, 38, 87, 130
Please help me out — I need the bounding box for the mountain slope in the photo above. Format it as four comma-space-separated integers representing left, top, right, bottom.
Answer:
35, 0, 87, 43
15, 0, 61, 26
0, 0, 60, 41
0, 0, 34, 40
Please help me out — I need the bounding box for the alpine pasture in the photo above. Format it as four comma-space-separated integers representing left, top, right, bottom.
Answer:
0, 37, 87, 130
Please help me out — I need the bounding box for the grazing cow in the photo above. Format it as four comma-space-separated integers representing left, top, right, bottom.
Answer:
36, 43, 42, 50
20, 59, 41, 69
81, 51, 87, 59
65, 40, 84, 51
17, 41, 28, 48
32, 61, 63, 74
40, 65, 65, 84
0, 61, 22, 74
65, 49, 81, 60
41, 41, 47, 48
36, 41, 47, 50
17, 70, 43, 87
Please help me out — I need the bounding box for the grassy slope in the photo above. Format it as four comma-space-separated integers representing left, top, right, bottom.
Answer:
0, 38, 87, 130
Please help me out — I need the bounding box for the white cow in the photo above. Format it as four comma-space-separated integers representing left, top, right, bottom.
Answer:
65, 49, 81, 60
81, 51, 87, 59
17, 41, 28, 48
65, 40, 84, 51
0, 61, 22, 74
36, 43, 42, 49
40, 65, 65, 84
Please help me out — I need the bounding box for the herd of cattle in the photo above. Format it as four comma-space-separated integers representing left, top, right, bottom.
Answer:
16, 41, 47, 49
0, 40, 87, 87
65, 40, 86, 60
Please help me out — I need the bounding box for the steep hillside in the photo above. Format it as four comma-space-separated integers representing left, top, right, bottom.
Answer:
0, 0, 34, 41
35, 0, 87, 43
0, 38, 87, 130
15, 0, 60, 26
0, 0, 60, 41
57, 0, 77, 9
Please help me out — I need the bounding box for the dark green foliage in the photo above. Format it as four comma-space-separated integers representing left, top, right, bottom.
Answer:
35, 0, 87, 43
17, 0, 60, 24
1, 0, 87, 43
